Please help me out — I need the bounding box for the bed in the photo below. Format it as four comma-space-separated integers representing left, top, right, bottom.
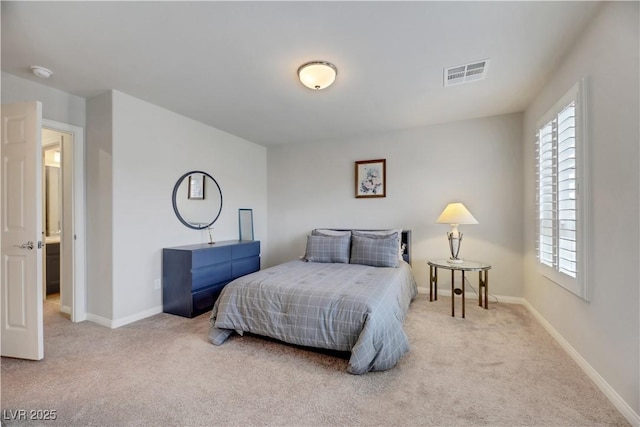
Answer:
208, 229, 417, 374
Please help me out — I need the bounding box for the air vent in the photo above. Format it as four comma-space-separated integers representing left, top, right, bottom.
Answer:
444, 59, 490, 87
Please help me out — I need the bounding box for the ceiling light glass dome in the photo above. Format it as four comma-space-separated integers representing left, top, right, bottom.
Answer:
297, 61, 337, 90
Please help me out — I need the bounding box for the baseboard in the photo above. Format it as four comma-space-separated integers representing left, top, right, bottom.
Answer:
86, 305, 163, 329
416, 286, 639, 425
85, 313, 113, 328
111, 306, 163, 329
416, 286, 525, 305
73, 312, 87, 322
416, 286, 430, 295
59, 305, 87, 323
523, 301, 640, 427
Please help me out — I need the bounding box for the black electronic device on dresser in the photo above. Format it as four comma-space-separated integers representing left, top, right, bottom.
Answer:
162, 240, 260, 318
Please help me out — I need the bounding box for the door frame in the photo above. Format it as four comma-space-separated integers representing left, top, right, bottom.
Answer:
42, 119, 86, 322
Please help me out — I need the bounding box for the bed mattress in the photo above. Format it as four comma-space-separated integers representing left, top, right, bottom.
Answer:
208, 259, 417, 374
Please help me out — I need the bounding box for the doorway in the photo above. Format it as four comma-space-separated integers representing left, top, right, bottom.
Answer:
42, 133, 62, 309
41, 120, 86, 323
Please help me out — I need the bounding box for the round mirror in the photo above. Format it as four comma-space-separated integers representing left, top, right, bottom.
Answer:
172, 171, 223, 230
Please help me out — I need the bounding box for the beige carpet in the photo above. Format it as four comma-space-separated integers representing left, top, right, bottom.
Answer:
1, 293, 629, 426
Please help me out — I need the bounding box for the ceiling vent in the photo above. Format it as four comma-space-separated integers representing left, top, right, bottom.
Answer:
444, 59, 489, 87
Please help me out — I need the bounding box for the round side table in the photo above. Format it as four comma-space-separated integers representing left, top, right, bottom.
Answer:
427, 259, 492, 318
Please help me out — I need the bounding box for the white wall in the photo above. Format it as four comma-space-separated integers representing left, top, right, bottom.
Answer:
3, 76, 268, 325
86, 92, 113, 320
1, 71, 85, 127
267, 113, 524, 297
1, 77, 267, 326
101, 90, 267, 323
523, 1, 639, 419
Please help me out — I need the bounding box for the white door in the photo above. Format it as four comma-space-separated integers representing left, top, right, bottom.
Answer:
1, 101, 44, 360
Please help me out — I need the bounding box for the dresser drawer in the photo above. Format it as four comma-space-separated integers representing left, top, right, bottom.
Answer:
232, 241, 260, 259
192, 263, 232, 291
192, 245, 232, 269
232, 256, 260, 279
192, 284, 225, 315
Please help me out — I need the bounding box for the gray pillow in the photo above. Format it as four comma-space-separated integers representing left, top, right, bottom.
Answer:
352, 230, 400, 237
350, 234, 400, 268
312, 229, 351, 237
352, 230, 403, 260
304, 234, 351, 263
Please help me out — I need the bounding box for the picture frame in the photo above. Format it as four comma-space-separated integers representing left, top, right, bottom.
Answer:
188, 174, 205, 200
355, 159, 386, 198
238, 208, 254, 241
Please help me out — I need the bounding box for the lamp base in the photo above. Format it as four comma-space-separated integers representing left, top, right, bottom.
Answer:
446, 232, 464, 265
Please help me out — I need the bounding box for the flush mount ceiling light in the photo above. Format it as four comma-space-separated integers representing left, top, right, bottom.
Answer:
30, 65, 53, 79
297, 61, 337, 90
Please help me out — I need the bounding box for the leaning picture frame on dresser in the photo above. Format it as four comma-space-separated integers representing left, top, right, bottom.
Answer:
239, 208, 254, 241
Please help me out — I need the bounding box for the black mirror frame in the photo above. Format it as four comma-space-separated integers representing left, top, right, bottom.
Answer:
172, 170, 223, 230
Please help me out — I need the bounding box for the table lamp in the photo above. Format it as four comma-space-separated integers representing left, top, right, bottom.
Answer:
436, 202, 478, 263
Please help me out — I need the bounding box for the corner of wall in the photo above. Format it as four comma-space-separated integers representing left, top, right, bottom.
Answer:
86, 92, 114, 321
523, 300, 640, 426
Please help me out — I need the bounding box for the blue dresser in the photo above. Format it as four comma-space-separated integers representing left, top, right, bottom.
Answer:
162, 240, 260, 318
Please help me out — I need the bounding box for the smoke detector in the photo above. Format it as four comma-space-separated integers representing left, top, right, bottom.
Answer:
444, 59, 489, 87
30, 65, 53, 79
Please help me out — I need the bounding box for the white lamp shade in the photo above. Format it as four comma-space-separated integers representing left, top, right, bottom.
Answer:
436, 202, 478, 225
298, 61, 337, 90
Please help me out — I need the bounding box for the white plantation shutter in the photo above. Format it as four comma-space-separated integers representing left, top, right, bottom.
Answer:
537, 121, 555, 268
557, 103, 577, 277
535, 80, 589, 301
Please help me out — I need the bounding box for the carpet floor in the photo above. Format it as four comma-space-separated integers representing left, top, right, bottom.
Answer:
1, 293, 629, 426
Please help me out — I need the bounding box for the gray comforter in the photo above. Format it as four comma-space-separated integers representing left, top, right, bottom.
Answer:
208, 259, 417, 374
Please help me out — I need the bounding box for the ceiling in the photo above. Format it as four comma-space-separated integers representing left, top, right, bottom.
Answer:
1, 1, 602, 147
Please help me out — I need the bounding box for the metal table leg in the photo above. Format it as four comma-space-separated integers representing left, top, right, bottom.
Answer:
451, 269, 455, 317
430, 264, 438, 302
462, 270, 466, 318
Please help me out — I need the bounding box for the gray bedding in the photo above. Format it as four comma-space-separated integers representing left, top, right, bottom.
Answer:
208, 259, 418, 374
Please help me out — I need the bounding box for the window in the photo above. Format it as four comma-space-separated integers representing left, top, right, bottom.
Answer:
535, 79, 590, 301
